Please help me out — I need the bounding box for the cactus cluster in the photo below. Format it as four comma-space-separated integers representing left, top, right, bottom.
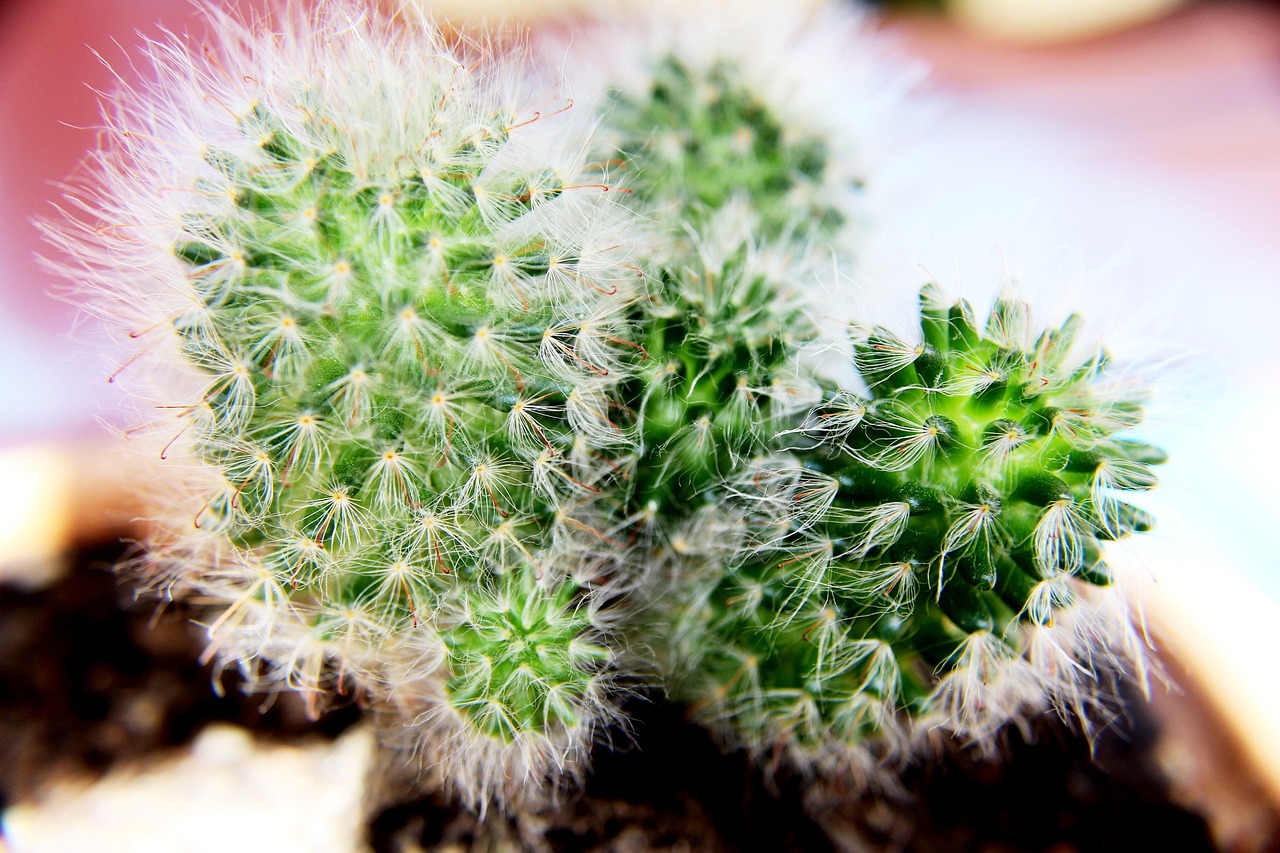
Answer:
554, 0, 899, 250
57, 0, 1164, 812
585, 13, 1161, 762
619, 212, 821, 549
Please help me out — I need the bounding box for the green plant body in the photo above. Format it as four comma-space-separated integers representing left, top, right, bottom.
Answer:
556, 5, 1163, 765
54, 3, 649, 809
660, 284, 1163, 757
623, 230, 821, 538
57, 0, 1169, 809
584, 29, 846, 556
174, 94, 626, 743
605, 55, 851, 239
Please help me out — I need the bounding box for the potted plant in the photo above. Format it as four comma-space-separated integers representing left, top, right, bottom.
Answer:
3, 0, 1277, 849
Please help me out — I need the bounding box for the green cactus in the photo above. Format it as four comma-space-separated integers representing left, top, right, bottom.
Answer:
60, 0, 1168, 808
661, 283, 1163, 758
56, 3, 650, 809
622, 224, 821, 533
605, 55, 852, 239
550, 2, 1162, 766
578, 14, 853, 551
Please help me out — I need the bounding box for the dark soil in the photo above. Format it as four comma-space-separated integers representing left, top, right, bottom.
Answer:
368, 694, 1216, 853
0, 545, 1219, 852
0, 544, 359, 809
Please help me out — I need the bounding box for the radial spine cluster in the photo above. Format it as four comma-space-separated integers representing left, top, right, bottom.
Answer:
546, 1, 1161, 770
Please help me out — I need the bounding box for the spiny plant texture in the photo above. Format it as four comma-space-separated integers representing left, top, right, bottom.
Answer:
538, 0, 1163, 778
547, 0, 914, 249
661, 283, 1163, 767
54, 0, 1169, 810
50, 1, 647, 809
542, 1, 885, 558
613, 209, 823, 572
605, 55, 848, 238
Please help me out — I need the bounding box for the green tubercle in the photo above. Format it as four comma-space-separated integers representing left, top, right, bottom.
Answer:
440, 569, 613, 743
625, 241, 819, 524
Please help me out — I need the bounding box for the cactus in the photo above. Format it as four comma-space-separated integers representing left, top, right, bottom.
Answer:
548, 0, 911, 252
603, 54, 849, 239
544, 0, 1162, 772
659, 284, 1162, 766
611, 208, 820, 553
546, 1, 878, 559
51, 2, 648, 809
55, 0, 1167, 810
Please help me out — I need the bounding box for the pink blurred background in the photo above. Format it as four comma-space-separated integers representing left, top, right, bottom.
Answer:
2, 0, 1278, 436
0, 0, 272, 441
901, 2, 1280, 250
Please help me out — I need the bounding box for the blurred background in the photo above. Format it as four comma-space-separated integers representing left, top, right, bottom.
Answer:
1, 0, 1278, 849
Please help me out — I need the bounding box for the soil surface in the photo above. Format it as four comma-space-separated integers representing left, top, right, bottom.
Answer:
0, 544, 360, 808
0, 545, 1219, 852
369, 695, 1216, 853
